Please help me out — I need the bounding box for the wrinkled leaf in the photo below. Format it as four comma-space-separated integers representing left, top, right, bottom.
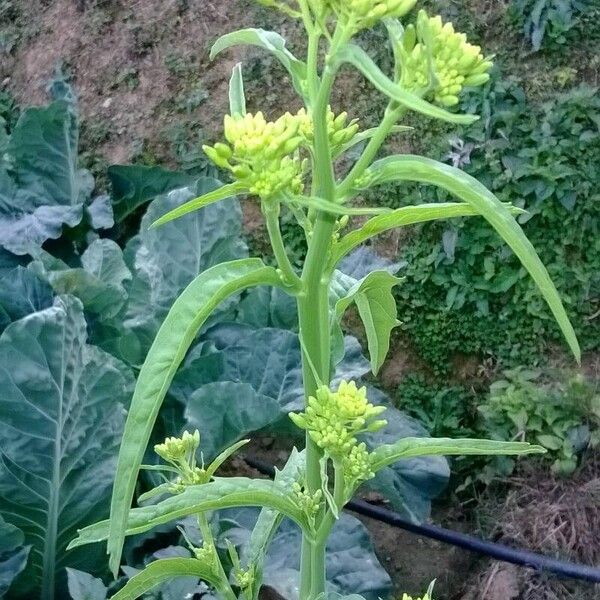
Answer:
30, 240, 131, 320
0, 266, 53, 332
0, 516, 30, 598
0, 296, 133, 599
66, 569, 107, 600
0, 101, 91, 254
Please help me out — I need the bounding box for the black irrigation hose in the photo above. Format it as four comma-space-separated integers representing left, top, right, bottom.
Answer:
244, 456, 600, 584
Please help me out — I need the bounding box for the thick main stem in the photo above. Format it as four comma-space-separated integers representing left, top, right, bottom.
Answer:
298, 32, 340, 600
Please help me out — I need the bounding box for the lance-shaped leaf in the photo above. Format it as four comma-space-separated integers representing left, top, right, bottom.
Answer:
107, 259, 285, 577
332, 45, 478, 125
360, 154, 581, 361
229, 63, 246, 117
334, 271, 402, 375
0, 296, 133, 600
71, 478, 309, 550
211, 29, 307, 97
109, 558, 220, 600
151, 182, 247, 228
371, 437, 545, 473
284, 195, 391, 217
331, 202, 526, 267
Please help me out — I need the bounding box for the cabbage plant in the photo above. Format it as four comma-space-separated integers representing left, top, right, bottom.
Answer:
70, 1, 580, 598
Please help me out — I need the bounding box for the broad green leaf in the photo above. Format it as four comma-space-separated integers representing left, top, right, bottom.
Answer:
334, 271, 402, 375
0, 296, 133, 600
332, 45, 478, 125
229, 63, 247, 117
211, 29, 307, 96
173, 326, 369, 439
370, 437, 546, 473
0, 516, 30, 598
30, 240, 131, 320
285, 195, 391, 217
331, 202, 526, 266
66, 569, 107, 600
85, 194, 114, 230
109, 558, 219, 600
362, 154, 581, 362
0, 101, 91, 255
0, 266, 53, 332
151, 182, 247, 228
106, 260, 284, 577
108, 165, 196, 223
185, 382, 282, 460
360, 387, 449, 522
236, 285, 298, 330
73, 478, 309, 550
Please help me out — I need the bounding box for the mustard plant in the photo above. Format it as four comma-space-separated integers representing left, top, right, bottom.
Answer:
69, 2, 580, 598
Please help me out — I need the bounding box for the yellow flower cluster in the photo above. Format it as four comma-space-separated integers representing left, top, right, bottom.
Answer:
398, 11, 493, 106
154, 430, 200, 464
296, 106, 359, 151
203, 112, 306, 199
154, 430, 209, 489
203, 108, 360, 199
328, 0, 417, 30
289, 380, 386, 478
401, 594, 431, 600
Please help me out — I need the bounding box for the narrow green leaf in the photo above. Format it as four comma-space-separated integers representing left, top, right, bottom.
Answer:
211, 29, 307, 96
229, 63, 246, 117
205, 438, 250, 479
333, 45, 478, 125
285, 195, 391, 216
110, 558, 220, 600
334, 271, 402, 375
150, 182, 247, 228
73, 478, 309, 550
371, 437, 546, 473
331, 202, 526, 266
362, 154, 581, 362
106, 259, 285, 577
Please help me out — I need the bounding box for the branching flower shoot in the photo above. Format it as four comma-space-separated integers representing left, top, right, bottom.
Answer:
73, 2, 581, 599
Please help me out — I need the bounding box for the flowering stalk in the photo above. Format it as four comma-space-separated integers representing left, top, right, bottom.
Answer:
81, 2, 582, 600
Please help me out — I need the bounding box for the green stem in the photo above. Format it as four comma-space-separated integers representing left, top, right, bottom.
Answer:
197, 514, 236, 600
337, 103, 406, 200
298, 26, 346, 600
263, 200, 303, 292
